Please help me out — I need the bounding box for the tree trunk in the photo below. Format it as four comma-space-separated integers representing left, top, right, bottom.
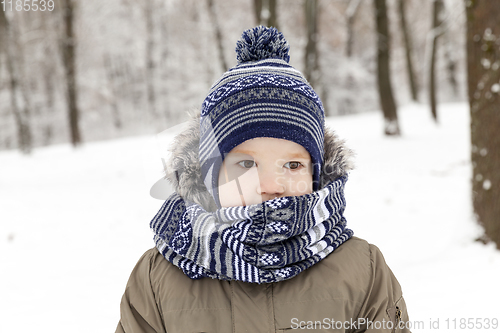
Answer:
1, 9, 32, 154
0, 6, 5, 75
304, 0, 319, 88
374, 0, 400, 136
253, 0, 263, 25
466, 0, 500, 249
103, 54, 123, 129
342, 0, 362, 116
429, 0, 444, 122
253, 0, 279, 29
61, 0, 81, 147
443, 30, 459, 97
43, 65, 55, 145
144, 0, 157, 119
398, 0, 419, 101
346, 0, 362, 58
207, 0, 228, 72
40, 11, 57, 146
304, 0, 326, 115
267, 0, 278, 29
159, 0, 170, 122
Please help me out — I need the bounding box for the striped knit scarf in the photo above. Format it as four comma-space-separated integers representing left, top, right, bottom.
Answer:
150, 175, 353, 284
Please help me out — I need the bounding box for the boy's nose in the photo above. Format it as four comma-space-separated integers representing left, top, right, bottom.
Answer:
256, 171, 285, 197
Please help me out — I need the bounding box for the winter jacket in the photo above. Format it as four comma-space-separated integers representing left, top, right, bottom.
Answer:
116, 114, 411, 332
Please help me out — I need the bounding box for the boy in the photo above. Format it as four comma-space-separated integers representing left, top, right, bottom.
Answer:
117, 26, 410, 332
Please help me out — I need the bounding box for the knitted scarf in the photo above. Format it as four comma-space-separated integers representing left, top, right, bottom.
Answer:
150, 175, 353, 284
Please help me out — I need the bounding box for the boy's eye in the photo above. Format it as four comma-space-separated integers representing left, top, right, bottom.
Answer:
238, 160, 256, 169
284, 161, 302, 170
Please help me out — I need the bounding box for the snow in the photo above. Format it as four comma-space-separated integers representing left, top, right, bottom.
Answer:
1, 102, 500, 332
492, 83, 500, 93
481, 58, 491, 69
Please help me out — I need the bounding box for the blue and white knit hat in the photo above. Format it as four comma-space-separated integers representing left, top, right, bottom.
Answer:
199, 26, 325, 206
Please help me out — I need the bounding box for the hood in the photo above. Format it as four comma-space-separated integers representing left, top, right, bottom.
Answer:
165, 112, 355, 211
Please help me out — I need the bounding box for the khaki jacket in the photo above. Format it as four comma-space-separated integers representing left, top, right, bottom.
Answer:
116, 236, 410, 333
116, 114, 410, 332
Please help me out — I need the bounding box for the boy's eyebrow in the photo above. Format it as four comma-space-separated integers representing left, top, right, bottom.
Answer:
228, 149, 256, 156
286, 152, 310, 159
228, 149, 310, 160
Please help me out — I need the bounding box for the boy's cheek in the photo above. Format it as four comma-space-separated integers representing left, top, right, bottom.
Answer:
218, 171, 262, 207
284, 176, 313, 196
294, 179, 313, 195
218, 181, 245, 207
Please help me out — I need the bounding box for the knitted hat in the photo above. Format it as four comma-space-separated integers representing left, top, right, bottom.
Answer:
199, 26, 325, 206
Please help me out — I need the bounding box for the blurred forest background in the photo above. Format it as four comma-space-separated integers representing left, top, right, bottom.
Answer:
0, 0, 498, 245
0, 0, 467, 151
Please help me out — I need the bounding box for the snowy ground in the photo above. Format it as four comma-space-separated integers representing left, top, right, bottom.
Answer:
1, 102, 499, 332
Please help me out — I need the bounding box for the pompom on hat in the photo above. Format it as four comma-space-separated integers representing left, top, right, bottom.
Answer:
199, 26, 325, 206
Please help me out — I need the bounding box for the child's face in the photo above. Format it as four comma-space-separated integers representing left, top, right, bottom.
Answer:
218, 137, 313, 207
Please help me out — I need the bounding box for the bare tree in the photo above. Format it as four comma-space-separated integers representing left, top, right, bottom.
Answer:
61, 0, 81, 147
346, 0, 362, 58
304, 0, 328, 115
40, 11, 59, 146
1, 11, 33, 153
374, 0, 400, 135
253, 0, 263, 25
103, 54, 123, 129
144, 0, 157, 119
339, 0, 363, 116
398, 0, 419, 101
267, 0, 278, 29
253, 0, 279, 29
0, 7, 5, 74
158, 0, 170, 122
207, 0, 228, 72
466, 0, 500, 249
442, 21, 459, 97
429, 0, 444, 122
304, 0, 319, 88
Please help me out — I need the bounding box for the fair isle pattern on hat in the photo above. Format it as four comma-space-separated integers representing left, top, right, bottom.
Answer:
151, 175, 353, 284
199, 27, 325, 206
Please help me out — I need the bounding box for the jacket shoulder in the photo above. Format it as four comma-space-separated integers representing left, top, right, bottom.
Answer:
321, 236, 404, 301
330, 237, 409, 332
320, 237, 395, 280
319, 236, 372, 280
117, 248, 168, 333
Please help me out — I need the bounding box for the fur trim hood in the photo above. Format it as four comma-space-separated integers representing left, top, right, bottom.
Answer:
165, 112, 354, 211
